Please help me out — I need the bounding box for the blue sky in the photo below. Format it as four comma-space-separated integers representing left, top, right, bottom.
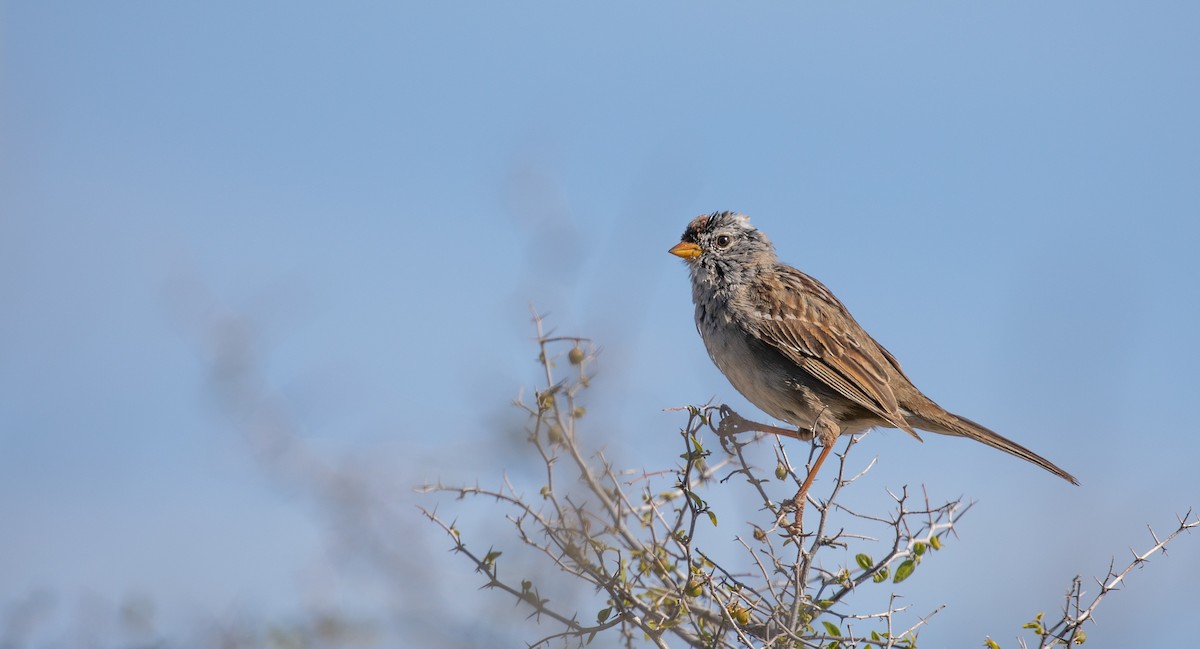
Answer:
3, 2, 1199, 646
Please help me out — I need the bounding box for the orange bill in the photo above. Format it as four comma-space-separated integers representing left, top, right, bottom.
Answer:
668, 242, 702, 259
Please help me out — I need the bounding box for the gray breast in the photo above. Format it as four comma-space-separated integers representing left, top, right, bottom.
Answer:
694, 299, 817, 430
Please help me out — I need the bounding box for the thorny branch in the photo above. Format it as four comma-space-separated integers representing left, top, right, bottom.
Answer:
1013, 509, 1199, 649
420, 312, 1197, 648
419, 312, 964, 648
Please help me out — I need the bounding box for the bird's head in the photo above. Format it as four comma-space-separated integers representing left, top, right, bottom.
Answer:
669, 212, 776, 281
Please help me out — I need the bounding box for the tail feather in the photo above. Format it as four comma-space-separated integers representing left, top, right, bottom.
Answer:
908, 411, 1079, 485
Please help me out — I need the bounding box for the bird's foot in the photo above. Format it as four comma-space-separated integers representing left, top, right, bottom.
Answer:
786, 488, 809, 535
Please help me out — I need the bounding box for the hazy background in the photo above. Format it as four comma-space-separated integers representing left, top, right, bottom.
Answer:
3, 2, 1198, 647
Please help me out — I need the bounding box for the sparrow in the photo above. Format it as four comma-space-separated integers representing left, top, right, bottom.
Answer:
669, 211, 1078, 486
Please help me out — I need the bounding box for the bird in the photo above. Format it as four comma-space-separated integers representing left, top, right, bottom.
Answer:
668, 211, 1078, 491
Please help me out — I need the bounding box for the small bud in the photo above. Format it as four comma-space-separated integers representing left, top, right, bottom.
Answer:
568, 346, 586, 365
775, 461, 787, 480
547, 425, 564, 444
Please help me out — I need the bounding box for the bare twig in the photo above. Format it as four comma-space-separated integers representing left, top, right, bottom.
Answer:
1023, 509, 1199, 648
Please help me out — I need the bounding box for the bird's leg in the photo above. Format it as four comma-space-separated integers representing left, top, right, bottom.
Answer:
715, 405, 815, 441
788, 411, 839, 534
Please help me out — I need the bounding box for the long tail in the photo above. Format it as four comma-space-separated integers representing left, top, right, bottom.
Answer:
908, 410, 1079, 485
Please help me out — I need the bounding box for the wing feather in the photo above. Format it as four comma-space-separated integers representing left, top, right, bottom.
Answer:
745, 267, 917, 436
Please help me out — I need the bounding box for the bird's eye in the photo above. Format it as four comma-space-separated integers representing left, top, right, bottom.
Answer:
715, 234, 733, 249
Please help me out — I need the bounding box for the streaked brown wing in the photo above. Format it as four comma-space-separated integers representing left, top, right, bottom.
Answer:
745, 266, 917, 436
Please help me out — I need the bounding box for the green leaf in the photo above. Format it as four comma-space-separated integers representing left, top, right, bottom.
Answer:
872, 567, 889, 583
984, 638, 1001, 649
913, 541, 927, 556
855, 553, 874, 570
821, 621, 842, 637
706, 511, 718, 526
930, 534, 942, 550
1023, 612, 1045, 634
893, 559, 916, 583
597, 607, 612, 623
